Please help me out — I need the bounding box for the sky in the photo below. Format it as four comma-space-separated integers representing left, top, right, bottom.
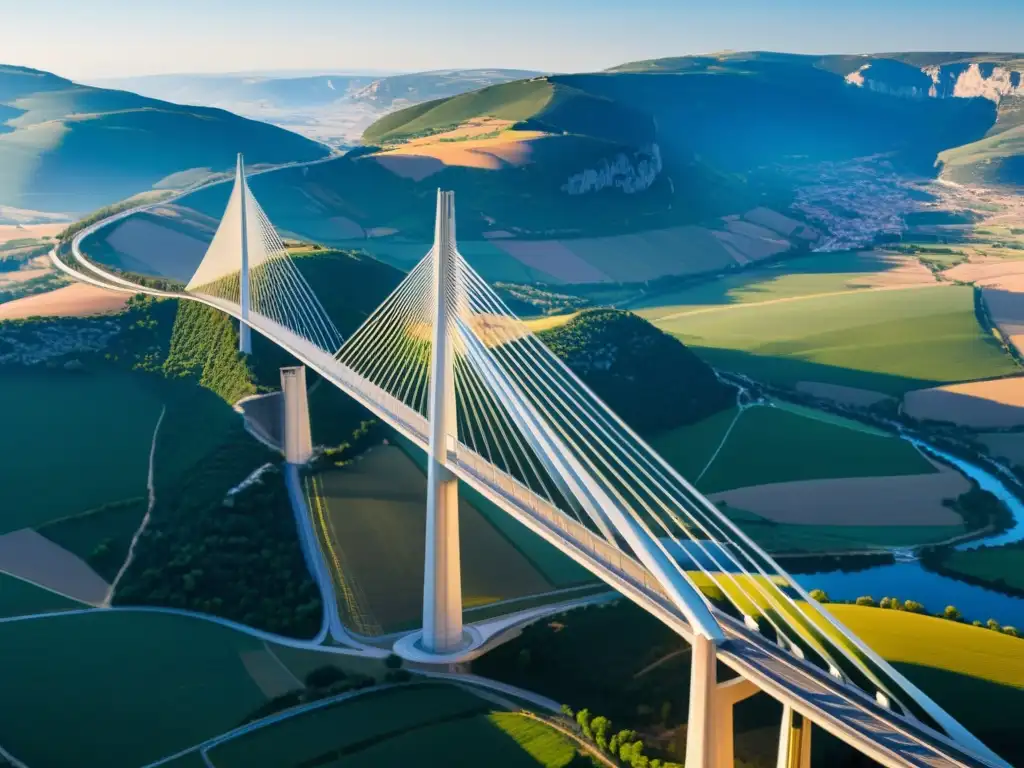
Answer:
3, 0, 1023, 80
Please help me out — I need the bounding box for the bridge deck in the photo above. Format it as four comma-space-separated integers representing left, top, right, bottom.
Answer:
61, 243, 1001, 768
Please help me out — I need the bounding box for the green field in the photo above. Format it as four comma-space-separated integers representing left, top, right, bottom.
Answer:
0, 611, 273, 768
724, 505, 962, 553
206, 684, 489, 767
630, 251, 911, 319
338, 711, 583, 768
308, 446, 588, 634
828, 604, 1024, 763
0, 572, 85, 618
646, 285, 1018, 395
0, 369, 163, 532
651, 404, 935, 494
36, 498, 147, 582
938, 543, 1024, 592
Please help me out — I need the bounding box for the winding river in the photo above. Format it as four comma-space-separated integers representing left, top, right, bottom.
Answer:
792, 437, 1024, 627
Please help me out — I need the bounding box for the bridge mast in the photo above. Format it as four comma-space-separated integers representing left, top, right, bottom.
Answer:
237, 153, 252, 354
421, 189, 465, 654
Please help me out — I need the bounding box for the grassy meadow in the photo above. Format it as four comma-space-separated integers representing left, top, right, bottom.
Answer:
630, 251, 916, 318
0, 572, 85, 618
206, 683, 586, 768
651, 403, 935, 494
828, 604, 1024, 764
307, 446, 577, 635
0, 369, 163, 532
338, 711, 583, 768
645, 284, 1017, 395
937, 544, 1024, 592
36, 498, 147, 582
0, 611, 272, 768
206, 684, 488, 768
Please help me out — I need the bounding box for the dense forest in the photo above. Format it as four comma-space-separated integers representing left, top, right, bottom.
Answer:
539, 309, 736, 435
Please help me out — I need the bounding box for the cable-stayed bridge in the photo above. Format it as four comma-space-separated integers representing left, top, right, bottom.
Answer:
62, 156, 1010, 768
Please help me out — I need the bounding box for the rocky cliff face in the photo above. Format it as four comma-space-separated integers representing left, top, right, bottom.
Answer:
562, 144, 662, 195
847, 60, 1024, 104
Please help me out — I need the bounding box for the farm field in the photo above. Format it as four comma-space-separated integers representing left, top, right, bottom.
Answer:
0, 369, 163, 532
937, 544, 1024, 592
827, 604, 1024, 764
653, 404, 936, 494
37, 498, 147, 583
306, 446, 561, 635
205, 684, 492, 768
630, 250, 935, 321
338, 711, 583, 768
651, 404, 968, 552
646, 283, 1017, 396
0, 572, 85, 618
903, 377, 1024, 428
0, 611, 276, 768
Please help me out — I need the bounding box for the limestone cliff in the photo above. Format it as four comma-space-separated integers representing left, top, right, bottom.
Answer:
561, 144, 662, 196
847, 60, 1023, 104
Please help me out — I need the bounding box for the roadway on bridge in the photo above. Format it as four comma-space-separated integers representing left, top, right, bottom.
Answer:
54, 177, 1005, 768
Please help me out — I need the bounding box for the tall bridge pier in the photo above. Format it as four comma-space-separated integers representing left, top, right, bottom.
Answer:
281, 365, 313, 464
421, 190, 466, 655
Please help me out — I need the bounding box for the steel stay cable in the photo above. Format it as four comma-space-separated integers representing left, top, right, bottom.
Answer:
460, 263, 899, 700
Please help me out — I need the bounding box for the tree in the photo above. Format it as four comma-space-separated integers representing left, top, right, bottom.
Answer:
943, 605, 962, 622
561, 704, 575, 719
973, 620, 984, 627
591, 716, 611, 752
879, 597, 896, 609
903, 600, 925, 614
1003, 626, 1020, 638
987, 618, 1002, 632
577, 709, 593, 740
305, 665, 347, 688
809, 589, 829, 603
855, 596, 876, 607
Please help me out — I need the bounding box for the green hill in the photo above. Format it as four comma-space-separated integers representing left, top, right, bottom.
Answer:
538, 309, 735, 435
0, 64, 330, 214
363, 76, 652, 147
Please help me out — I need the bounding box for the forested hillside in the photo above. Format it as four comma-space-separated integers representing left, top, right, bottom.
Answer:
539, 309, 735, 434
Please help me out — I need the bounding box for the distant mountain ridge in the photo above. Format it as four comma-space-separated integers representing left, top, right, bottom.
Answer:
93, 68, 542, 149
0, 64, 329, 214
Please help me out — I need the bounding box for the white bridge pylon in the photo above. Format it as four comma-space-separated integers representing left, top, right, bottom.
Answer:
98, 166, 1005, 768
186, 153, 344, 355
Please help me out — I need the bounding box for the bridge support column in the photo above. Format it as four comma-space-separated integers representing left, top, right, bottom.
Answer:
237, 153, 252, 355
421, 189, 465, 655
685, 633, 718, 768
776, 705, 811, 768
280, 366, 313, 464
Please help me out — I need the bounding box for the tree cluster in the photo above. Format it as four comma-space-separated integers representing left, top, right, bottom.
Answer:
810, 590, 1020, 638
566, 706, 682, 768
240, 664, 377, 725
539, 309, 735, 435
114, 439, 323, 638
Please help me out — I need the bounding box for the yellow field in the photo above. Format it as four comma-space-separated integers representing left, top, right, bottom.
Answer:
826, 604, 1024, 688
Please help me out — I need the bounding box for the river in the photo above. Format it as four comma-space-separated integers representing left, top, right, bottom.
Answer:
790, 436, 1024, 627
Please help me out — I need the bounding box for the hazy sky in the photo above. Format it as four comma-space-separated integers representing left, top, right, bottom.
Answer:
4, 0, 1023, 80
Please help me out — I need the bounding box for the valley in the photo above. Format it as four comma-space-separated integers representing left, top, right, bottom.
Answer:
2, 37, 1024, 768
